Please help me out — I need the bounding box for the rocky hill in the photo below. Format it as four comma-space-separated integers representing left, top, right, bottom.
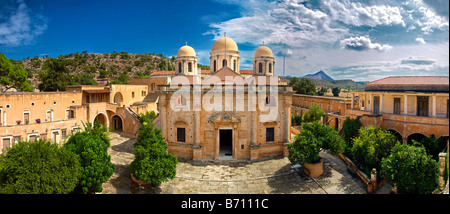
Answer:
15, 51, 209, 88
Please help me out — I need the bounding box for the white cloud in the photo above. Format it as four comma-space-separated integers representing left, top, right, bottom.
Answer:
415, 37, 426, 44
0, 0, 48, 47
340, 36, 392, 52
323, 0, 405, 27
417, 6, 449, 34
206, 0, 348, 48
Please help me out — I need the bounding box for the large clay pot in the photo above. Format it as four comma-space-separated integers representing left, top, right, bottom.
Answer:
131, 173, 150, 185
303, 159, 323, 178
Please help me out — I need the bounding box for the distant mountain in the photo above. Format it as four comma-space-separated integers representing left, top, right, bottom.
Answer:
303, 70, 334, 81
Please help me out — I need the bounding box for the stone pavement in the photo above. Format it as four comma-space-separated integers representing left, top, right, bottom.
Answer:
101, 132, 390, 194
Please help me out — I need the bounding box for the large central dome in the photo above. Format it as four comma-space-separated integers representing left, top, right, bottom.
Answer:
212, 36, 238, 52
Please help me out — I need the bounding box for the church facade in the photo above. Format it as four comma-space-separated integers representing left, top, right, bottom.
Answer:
154, 36, 294, 161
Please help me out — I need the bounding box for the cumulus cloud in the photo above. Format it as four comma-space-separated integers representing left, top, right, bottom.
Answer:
206, 0, 348, 48
322, 0, 405, 27
0, 0, 48, 47
340, 36, 392, 52
415, 37, 427, 44
422, 0, 449, 19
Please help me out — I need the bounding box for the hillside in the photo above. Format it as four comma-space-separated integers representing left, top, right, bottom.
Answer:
13, 51, 210, 88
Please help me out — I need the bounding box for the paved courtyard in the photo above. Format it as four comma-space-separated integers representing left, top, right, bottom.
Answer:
101, 132, 390, 194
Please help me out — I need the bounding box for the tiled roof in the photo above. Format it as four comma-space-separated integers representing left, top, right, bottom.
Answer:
365, 76, 449, 92
239, 70, 253, 74
151, 70, 176, 76
366, 76, 449, 86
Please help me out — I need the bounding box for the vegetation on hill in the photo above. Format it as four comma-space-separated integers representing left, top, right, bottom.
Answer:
6, 51, 209, 91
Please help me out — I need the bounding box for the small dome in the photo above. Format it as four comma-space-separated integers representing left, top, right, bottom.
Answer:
212, 36, 238, 52
177, 45, 196, 57
254, 45, 273, 57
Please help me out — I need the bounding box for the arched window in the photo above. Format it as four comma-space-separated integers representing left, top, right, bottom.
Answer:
259, 63, 263, 73
265, 96, 276, 107
213, 60, 217, 72
188, 62, 192, 72
178, 63, 182, 73
268, 63, 272, 73
223, 59, 227, 68
233, 60, 236, 71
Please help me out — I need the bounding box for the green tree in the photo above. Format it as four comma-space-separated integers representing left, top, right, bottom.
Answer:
289, 77, 316, 95
288, 121, 346, 165
342, 117, 362, 143
414, 134, 442, 161
63, 122, 115, 194
316, 87, 328, 96
332, 87, 341, 97
71, 73, 98, 85
342, 117, 362, 155
381, 143, 439, 194
0, 53, 33, 92
351, 126, 398, 175
38, 58, 72, 91
303, 104, 326, 123
130, 118, 178, 184
0, 139, 81, 194
138, 111, 157, 124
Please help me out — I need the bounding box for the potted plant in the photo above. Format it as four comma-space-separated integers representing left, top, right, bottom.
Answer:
36, 118, 41, 123
25, 119, 29, 125
288, 121, 346, 178
16, 120, 21, 125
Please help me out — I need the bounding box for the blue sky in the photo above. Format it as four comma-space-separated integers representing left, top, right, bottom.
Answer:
1, 0, 449, 81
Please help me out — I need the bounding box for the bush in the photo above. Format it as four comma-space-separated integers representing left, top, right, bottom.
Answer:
303, 104, 326, 123
351, 126, 398, 175
63, 122, 115, 194
288, 121, 346, 165
342, 117, 362, 155
0, 139, 81, 194
381, 143, 439, 194
130, 120, 177, 184
291, 114, 302, 126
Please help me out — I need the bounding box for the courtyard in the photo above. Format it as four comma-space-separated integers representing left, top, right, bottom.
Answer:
101, 132, 390, 194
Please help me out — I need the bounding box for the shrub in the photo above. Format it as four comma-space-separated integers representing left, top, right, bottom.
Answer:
0, 139, 81, 194
288, 121, 345, 165
64, 122, 115, 194
342, 117, 362, 155
351, 126, 398, 175
381, 143, 439, 194
130, 120, 177, 184
303, 104, 326, 123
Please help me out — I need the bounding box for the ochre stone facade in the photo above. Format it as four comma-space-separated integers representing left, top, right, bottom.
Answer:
1, 84, 158, 153
291, 76, 449, 145
154, 36, 294, 161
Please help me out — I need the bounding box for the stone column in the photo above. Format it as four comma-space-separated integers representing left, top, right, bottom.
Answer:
404, 95, 408, 115
369, 94, 373, 114
380, 94, 383, 114
285, 103, 291, 143
351, 93, 354, 110
432, 96, 437, 117
159, 95, 167, 140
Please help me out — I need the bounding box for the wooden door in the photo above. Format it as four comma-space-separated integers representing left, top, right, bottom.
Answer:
417, 96, 429, 117
373, 96, 380, 115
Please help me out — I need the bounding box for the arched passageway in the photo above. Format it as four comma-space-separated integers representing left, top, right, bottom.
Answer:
387, 129, 403, 143
407, 133, 427, 145
94, 113, 108, 127
112, 115, 123, 131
